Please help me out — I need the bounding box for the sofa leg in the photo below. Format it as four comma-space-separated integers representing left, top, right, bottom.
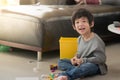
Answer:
37, 51, 42, 62
33, 51, 42, 72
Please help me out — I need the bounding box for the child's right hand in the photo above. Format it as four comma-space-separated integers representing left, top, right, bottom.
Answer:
71, 56, 78, 66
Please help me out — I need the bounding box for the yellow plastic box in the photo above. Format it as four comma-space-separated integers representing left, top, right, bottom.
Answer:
59, 37, 78, 59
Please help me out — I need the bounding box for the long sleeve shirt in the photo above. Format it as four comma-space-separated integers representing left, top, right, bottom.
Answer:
76, 33, 107, 75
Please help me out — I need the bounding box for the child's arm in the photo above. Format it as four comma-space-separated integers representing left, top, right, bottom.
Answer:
82, 51, 106, 64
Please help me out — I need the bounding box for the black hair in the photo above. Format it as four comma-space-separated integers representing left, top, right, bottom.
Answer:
71, 8, 94, 26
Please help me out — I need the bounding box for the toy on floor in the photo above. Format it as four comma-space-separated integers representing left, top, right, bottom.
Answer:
50, 64, 58, 72
0, 45, 12, 52
40, 64, 58, 80
40, 73, 58, 80
40, 74, 52, 80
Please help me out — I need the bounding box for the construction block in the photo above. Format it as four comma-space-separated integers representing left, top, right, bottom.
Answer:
59, 37, 78, 59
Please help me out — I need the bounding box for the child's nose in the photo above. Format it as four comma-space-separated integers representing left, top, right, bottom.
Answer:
78, 22, 83, 26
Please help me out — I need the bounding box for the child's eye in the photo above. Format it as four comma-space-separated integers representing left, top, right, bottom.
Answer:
82, 20, 86, 22
75, 21, 79, 24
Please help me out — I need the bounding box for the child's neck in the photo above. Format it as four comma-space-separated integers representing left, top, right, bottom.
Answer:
82, 32, 94, 41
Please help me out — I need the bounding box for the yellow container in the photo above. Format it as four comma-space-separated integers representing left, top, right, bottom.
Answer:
59, 37, 78, 59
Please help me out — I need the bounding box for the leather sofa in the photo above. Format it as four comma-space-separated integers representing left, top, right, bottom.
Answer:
0, 0, 120, 60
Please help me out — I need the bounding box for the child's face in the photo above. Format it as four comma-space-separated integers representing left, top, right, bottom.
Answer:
73, 17, 93, 36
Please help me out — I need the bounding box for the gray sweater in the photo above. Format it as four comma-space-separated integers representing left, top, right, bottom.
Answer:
76, 33, 107, 75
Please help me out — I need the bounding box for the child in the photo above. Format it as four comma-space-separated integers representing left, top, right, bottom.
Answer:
55, 8, 107, 80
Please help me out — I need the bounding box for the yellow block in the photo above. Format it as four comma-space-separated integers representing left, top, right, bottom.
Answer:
59, 37, 78, 59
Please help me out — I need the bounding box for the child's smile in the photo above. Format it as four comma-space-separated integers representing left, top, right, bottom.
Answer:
74, 17, 91, 35
79, 27, 85, 31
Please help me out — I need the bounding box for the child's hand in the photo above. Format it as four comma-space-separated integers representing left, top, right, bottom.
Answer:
76, 58, 83, 66
71, 56, 78, 66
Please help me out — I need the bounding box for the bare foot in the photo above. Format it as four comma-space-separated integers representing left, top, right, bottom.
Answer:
54, 76, 68, 80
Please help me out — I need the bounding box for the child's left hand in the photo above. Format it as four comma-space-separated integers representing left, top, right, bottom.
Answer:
76, 58, 83, 66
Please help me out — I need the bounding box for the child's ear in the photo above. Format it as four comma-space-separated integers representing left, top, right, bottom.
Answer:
91, 21, 94, 28
72, 25, 76, 30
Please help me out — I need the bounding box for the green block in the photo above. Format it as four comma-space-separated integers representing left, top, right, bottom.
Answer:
0, 45, 11, 52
